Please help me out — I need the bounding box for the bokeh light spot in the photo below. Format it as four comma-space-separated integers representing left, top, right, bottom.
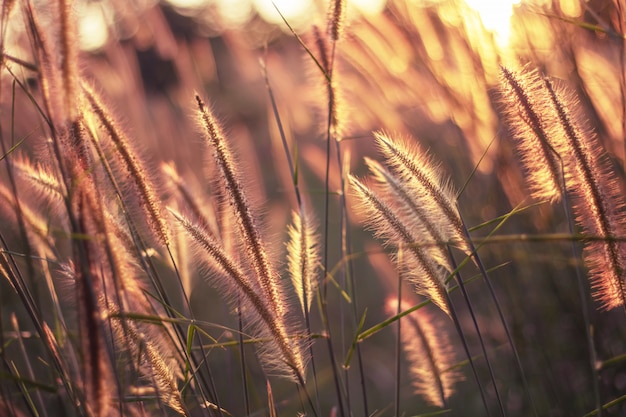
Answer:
464, 0, 521, 46
78, 2, 110, 52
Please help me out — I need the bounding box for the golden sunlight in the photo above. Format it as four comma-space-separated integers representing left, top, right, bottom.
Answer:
254, 0, 389, 28
350, 0, 388, 15
77, 2, 110, 52
252, 0, 316, 27
464, 0, 521, 45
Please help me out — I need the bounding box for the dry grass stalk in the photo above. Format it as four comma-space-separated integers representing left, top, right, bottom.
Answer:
0, 249, 14, 292
194, 94, 286, 318
542, 78, 626, 310
287, 209, 320, 315
161, 161, 218, 238
364, 157, 452, 271
58, 0, 78, 122
72, 187, 115, 417
107, 303, 185, 416
22, 0, 64, 128
349, 174, 450, 316
267, 380, 277, 417
373, 131, 470, 255
82, 83, 171, 247
386, 298, 462, 408
170, 208, 307, 381
14, 157, 64, 200
327, 0, 345, 41
499, 67, 563, 203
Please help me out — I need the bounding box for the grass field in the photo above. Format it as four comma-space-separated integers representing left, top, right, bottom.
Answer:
1, 0, 626, 416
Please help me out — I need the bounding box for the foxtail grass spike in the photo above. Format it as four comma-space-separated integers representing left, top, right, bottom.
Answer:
82, 83, 171, 247
194, 94, 285, 318
543, 78, 626, 310
312, 25, 330, 74
73, 190, 114, 417
373, 131, 470, 255
14, 157, 64, 200
311, 24, 344, 139
327, 0, 345, 41
23, 0, 63, 128
170, 208, 307, 381
349, 174, 450, 316
287, 209, 320, 315
58, 0, 78, 122
386, 298, 462, 408
364, 157, 452, 271
108, 303, 186, 416
499, 67, 563, 203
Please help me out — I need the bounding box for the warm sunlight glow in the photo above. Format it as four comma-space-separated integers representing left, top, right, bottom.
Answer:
165, 0, 210, 8
129, 0, 390, 34
78, 2, 109, 52
252, 0, 315, 28
464, 0, 521, 46
254, 0, 389, 30
217, 0, 254, 26
351, 0, 388, 15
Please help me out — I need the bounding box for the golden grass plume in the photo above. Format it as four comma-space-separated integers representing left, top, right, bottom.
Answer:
386, 298, 462, 408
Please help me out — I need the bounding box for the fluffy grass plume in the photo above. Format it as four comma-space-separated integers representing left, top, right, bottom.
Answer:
349, 174, 450, 316
386, 298, 462, 408
5, 1, 626, 415
499, 67, 563, 203
108, 303, 185, 416
500, 66, 626, 309
82, 83, 171, 247
543, 78, 626, 310
170, 208, 307, 381
58, 0, 78, 122
286, 209, 320, 315
364, 157, 452, 271
327, 0, 345, 41
72, 187, 115, 417
373, 131, 470, 255
22, 0, 64, 128
14, 156, 64, 201
194, 94, 286, 318
311, 24, 345, 141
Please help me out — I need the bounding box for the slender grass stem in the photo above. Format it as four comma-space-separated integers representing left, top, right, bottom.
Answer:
262, 57, 322, 413
448, 248, 505, 417
444, 291, 492, 417
394, 247, 403, 417
460, 220, 539, 417
237, 298, 250, 417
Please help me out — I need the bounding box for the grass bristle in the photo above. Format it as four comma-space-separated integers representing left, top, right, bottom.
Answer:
499, 67, 563, 204
195, 94, 286, 319
82, 83, 171, 247
543, 78, 626, 310
286, 208, 321, 315
386, 298, 462, 408
170, 208, 307, 381
4, 2, 626, 416
349, 174, 451, 317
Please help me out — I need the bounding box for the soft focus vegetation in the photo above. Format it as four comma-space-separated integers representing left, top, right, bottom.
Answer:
2, 0, 626, 416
